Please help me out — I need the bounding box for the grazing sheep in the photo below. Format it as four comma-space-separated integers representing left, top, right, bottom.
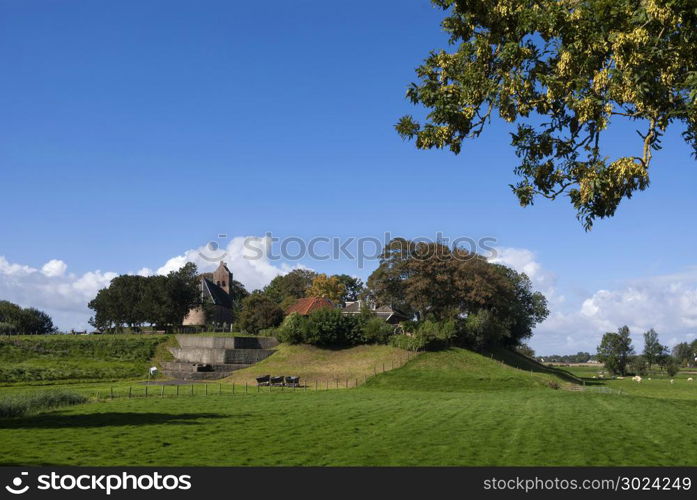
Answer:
688, 378, 693, 382
616, 376, 624, 380
632, 375, 642, 383
647, 377, 651, 381
671, 379, 675, 384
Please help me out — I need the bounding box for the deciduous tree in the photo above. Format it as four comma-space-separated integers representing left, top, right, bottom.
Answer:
597, 326, 634, 375
396, 0, 697, 228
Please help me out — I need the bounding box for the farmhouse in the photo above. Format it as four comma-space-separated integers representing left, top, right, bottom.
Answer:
183, 261, 236, 326
341, 300, 410, 324
285, 296, 335, 315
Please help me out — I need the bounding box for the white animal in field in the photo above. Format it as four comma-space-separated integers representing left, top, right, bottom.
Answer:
688, 378, 693, 382
616, 376, 624, 380
671, 379, 675, 384
632, 375, 642, 383
647, 377, 651, 381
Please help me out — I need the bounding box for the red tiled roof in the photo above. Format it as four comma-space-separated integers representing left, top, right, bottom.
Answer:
285, 297, 334, 315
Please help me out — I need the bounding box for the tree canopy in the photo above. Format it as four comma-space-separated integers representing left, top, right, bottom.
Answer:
366, 238, 548, 346
597, 326, 634, 374
396, 0, 697, 229
642, 328, 667, 368
0, 300, 55, 335
237, 293, 284, 335
263, 269, 318, 304
88, 263, 200, 332
306, 274, 347, 303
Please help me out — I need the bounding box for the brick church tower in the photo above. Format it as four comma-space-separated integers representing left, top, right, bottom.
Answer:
212, 261, 233, 295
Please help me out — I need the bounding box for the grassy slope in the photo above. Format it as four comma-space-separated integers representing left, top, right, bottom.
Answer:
364, 348, 566, 392
0, 335, 169, 385
2, 347, 697, 466
223, 344, 414, 387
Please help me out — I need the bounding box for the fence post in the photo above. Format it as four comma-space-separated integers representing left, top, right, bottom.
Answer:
161, 385, 165, 398
145, 385, 148, 397
191, 384, 194, 396
315, 380, 317, 391
176, 385, 179, 397
246, 382, 248, 394
110, 387, 114, 399
205, 384, 208, 396
232, 383, 235, 395
128, 387, 132, 399
382, 363, 385, 372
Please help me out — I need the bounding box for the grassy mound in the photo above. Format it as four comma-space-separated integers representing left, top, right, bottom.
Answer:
224, 344, 413, 387
364, 347, 570, 392
0, 335, 169, 383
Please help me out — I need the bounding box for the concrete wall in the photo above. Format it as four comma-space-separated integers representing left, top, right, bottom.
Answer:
169, 347, 227, 364
175, 335, 278, 350
224, 349, 276, 364
169, 335, 278, 365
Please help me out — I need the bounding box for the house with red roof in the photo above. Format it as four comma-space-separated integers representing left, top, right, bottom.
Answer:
285, 296, 335, 316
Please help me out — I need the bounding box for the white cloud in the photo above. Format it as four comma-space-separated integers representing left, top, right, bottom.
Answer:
41, 259, 67, 277
0, 256, 36, 276
0, 235, 300, 331
534, 267, 697, 354
155, 235, 296, 291
489, 247, 561, 303
490, 248, 697, 354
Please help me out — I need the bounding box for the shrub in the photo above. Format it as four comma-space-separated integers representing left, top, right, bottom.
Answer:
459, 310, 510, 350
237, 294, 284, 334
275, 313, 308, 344
628, 355, 649, 376
276, 309, 397, 347
417, 319, 457, 348
362, 318, 394, 344
662, 356, 680, 377
0, 391, 87, 418
389, 334, 428, 351
304, 308, 347, 346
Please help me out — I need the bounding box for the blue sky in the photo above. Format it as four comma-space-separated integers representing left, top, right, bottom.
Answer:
1, 0, 696, 353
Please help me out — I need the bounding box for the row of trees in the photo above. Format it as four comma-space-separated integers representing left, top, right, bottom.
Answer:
88, 263, 200, 332
236, 270, 365, 334
597, 327, 681, 376
540, 352, 593, 364
238, 239, 550, 350
86, 238, 549, 350
0, 301, 55, 335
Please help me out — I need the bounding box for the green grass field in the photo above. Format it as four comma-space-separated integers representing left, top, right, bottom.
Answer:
2, 344, 697, 466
